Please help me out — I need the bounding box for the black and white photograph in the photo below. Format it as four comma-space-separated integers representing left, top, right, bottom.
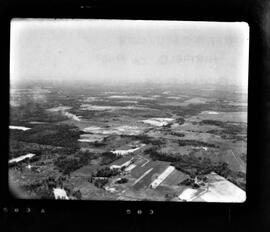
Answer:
9, 19, 249, 202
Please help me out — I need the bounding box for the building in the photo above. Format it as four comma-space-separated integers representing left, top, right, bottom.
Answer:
110, 156, 134, 169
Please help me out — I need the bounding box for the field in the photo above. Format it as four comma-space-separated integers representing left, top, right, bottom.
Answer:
9, 82, 247, 201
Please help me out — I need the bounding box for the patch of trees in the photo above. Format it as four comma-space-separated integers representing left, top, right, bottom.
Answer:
165, 192, 179, 201
207, 129, 245, 140
175, 104, 212, 117
174, 159, 231, 178
11, 124, 81, 149
10, 103, 68, 124
201, 120, 246, 140
93, 141, 106, 147
54, 157, 82, 175
75, 150, 97, 163
93, 178, 109, 188
133, 134, 165, 146
115, 178, 128, 184
179, 175, 208, 188
236, 171, 246, 178
240, 153, 247, 163
23, 175, 83, 199
178, 139, 218, 148
124, 134, 164, 146
89, 166, 122, 188
179, 178, 200, 189
231, 178, 246, 190
146, 147, 233, 179
92, 167, 121, 178
23, 176, 67, 199
173, 101, 246, 117
162, 122, 173, 129
171, 132, 185, 137
9, 140, 77, 160
147, 148, 180, 163
134, 134, 152, 144
71, 190, 82, 200
175, 117, 185, 125
150, 139, 165, 146
54, 151, 95, 175
8, 154, 42, 168
9, 141, 42, 159
39, 189, 56, 199
200, 120, 225, 127
100, 151, 120, 165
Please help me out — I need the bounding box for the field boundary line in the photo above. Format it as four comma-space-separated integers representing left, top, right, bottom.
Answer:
133, 168, 153, 185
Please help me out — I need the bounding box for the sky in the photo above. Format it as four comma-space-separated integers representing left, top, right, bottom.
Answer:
10, 19, 249, 88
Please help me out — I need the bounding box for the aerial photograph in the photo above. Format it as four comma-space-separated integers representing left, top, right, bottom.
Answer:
9, 19, 248, 202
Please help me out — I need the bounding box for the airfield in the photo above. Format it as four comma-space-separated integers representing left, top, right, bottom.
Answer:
9, 83, 247, 202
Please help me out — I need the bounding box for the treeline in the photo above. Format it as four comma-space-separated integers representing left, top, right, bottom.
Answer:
171, 132, 185, 137
9, 140, 75, 159
174, 103, 212, 117
201, 120, 246, 140
10, 103, 68, 124
200, 120, 225, 127
173, 101, 245, 117
55, 157, 83, 176
146, 147, 180, 163
9, 143, 72, 158
54, 150, 97, 175
175, 117, 185, 125
131, 134, 165, 146
115, 178, 128, 184
174, 160, 231, 178
100, 151, 120, 165
11, 124, 81, 149
147, 147, 246, 190
201, 120, 245, 134
178, 139, 218, 148
147, 147, 231, 178
92, 167, 121, 178
92, 141, 106, 147
133, 134, 152, 144
9, 143, 42, 160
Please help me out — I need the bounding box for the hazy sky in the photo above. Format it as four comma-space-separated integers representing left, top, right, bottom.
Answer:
10, 19, 249, 88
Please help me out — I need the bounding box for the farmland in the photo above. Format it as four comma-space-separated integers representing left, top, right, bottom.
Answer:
9, 82, 247, 202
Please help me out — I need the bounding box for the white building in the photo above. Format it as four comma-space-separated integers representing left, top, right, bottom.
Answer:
110, 157, 134, 169
53, 188, 69, 200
